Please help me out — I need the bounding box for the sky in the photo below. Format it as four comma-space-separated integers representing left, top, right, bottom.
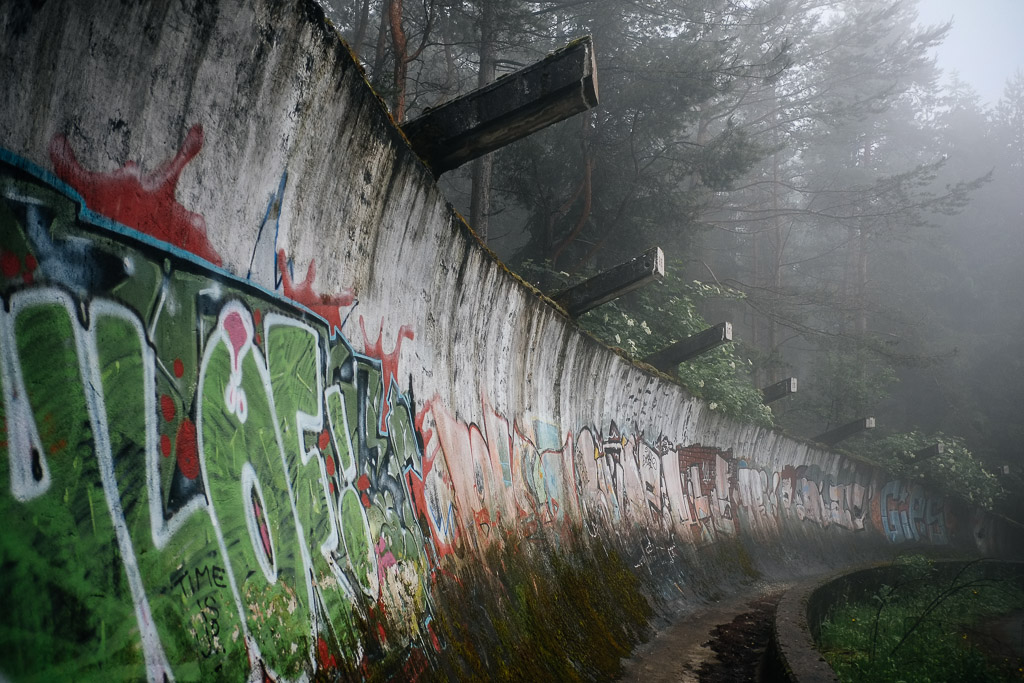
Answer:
914, 0, 1024, 105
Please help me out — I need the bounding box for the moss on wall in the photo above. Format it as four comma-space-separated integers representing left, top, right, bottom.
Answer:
426, 529, 652, 682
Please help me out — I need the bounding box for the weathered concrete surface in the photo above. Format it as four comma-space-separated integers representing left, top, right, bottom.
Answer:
773, 572, 847, 682
1, 0, 1021, 681
620, 579, 791, 682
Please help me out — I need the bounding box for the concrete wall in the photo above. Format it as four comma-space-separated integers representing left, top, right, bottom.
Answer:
0, 0, 1017, 680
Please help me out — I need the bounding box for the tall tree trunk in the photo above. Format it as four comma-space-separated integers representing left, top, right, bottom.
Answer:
371, 0, 390, 88
854, 140, 871, 335
769, 143, 783, 382
842, 225, 858, 334
352, 0, 371, 57
469, 1, 497, 241
550, 133, 593, 269
751, 216, 762, 353
440, 13, 457, 101
856, 228, 868, 335
388, 0, 408, 120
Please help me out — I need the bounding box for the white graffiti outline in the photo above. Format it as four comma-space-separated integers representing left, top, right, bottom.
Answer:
0, 293, 50, 502
241, 461, 279, 583
196, 301, 272, 678
264, 314, 365, 639
42, 290, 175, 682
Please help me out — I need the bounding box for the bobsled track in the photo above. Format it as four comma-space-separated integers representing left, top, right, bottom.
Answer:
1, 1, 1021, 680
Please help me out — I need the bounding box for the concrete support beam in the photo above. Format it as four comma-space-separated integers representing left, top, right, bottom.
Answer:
814, 417, 876, 446
401, 36, 599, 176
913, 443, 944, 461
761, 377, 798, 404
551, 247, 664, 317
643, 322, 732, 373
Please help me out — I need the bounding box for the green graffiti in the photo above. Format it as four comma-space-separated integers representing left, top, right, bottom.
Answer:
0, 297, 145, 681
325, 386, 355, 479
0, 151, 433, 680
264, 317, 364, 657
199, 307, 310, 676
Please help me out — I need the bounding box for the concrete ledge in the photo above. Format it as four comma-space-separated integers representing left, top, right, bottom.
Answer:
772, 560, 1024, 682
771, 573, 843, 682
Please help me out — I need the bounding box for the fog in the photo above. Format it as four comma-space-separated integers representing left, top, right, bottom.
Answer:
916, 0, 1024, 105
326, 0, 1024, 519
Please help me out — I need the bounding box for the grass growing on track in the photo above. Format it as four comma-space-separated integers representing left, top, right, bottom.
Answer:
818, 557, 1024, 682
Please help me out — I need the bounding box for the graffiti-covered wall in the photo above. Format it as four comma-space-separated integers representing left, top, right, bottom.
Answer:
0, 0, 1016, 681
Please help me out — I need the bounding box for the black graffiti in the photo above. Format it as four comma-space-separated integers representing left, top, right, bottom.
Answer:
171, 564, 229, 600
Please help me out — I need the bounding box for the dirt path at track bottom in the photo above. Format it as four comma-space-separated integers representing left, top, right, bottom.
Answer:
618, 583, 789, 683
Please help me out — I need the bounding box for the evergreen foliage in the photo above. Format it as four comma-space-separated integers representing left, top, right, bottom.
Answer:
320, 0, 1024, 514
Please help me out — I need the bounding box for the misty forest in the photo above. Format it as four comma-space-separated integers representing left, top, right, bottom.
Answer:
320, 0, 1024, 521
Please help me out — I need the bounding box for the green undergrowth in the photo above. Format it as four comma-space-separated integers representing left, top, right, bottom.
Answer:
426, 529, 654, 682
818, 557, 1024, 682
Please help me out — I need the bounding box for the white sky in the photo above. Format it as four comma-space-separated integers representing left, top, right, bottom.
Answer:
915, 0, 1024, 105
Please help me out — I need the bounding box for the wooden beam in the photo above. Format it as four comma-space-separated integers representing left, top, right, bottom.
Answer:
552, 247, 664, 316
401, 36, 599, 176
913, 443, 944, 461
814, 417, 876, 446
643, 322, 732, 372
761, 377, 798, 404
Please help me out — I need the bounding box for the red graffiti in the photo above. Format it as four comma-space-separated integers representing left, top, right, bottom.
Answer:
223, 311, 250, 367
160, 394, 176, 423
175, 418, 200, 480
316, 636, 338, 670
426, 621, 441, 652
474, 507, 498, 536
0, 251, 18, 278
360, 319, 414, 432
254, 495, 273, 563
413, 401, 435, 454
277, 250, 354, 336
49, 124, 222, 266
406, 426, 445, 559
408, 397, 459, 561
356, 473, 372, 508
0, 250, 37, 283
401, 646, 430, 681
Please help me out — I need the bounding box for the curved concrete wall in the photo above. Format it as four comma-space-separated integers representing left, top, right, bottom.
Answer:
0, 0, 1018, 680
